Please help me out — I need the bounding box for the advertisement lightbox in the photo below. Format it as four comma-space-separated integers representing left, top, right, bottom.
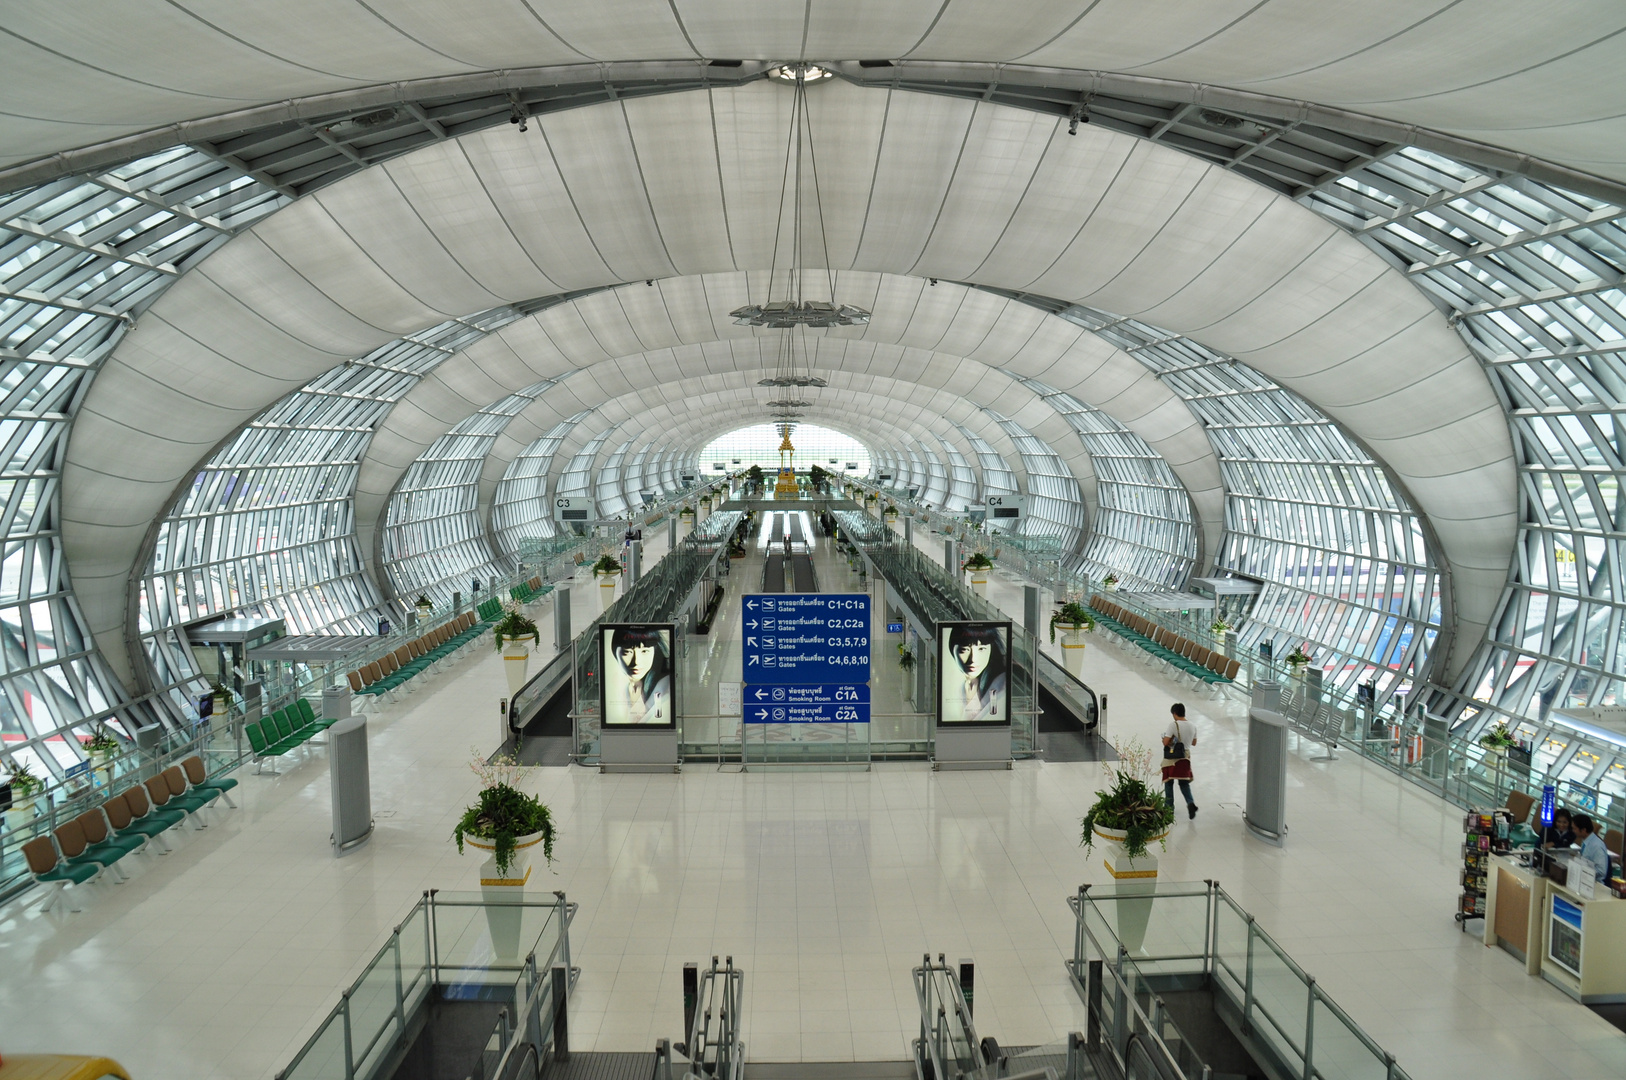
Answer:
600, 623, 677, 728
937, 621, 1012, 726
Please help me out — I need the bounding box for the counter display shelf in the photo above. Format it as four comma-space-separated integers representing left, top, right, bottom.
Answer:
1540, 873, 1626, 1004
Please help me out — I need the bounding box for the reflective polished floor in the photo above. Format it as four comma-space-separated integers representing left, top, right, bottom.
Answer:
2, 519, 1625, 1079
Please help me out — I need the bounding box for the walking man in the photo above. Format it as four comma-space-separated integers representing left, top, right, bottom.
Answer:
1162, 703, 1198, 820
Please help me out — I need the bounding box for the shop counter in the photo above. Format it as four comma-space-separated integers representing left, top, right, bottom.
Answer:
1541, 871, 1626, 1004
1483, 852, 1548, 973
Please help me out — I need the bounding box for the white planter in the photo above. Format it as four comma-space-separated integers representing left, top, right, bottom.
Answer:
5, 795, 38, 835
416, 605, 432, 623
462, 828, 549, 960
1060, 627, 1089, 675
89, 749, 116, 785
1103, 580, 1118, 592
1093, 824, 1168, 955
500, 636, 533, 695
1289, 662, 1308, 680
596, 570, 620, 611
968, 573, 988, 596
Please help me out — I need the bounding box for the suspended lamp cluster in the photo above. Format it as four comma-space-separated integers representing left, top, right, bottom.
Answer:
733, 62, 868, 421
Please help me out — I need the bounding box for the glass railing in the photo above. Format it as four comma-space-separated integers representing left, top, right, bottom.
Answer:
280, 889, 575, 1080
1069, 880, 1411, 1080
914, 957, 985, 1080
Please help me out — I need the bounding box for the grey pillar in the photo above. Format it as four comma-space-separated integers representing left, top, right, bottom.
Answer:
669, 514, 677, 549
554, 586, 571, 651
944, 539, 958, 575
628, 539, 642, 585
904, 516, 913, 548
1024, 585, 1041, 635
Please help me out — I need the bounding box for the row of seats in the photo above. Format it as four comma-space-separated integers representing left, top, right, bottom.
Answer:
510, 575, 549, 603
21, 755, 238, 912
347, 609, 492, 703
244, 697, 337, 771
1090, 595, 1241, 685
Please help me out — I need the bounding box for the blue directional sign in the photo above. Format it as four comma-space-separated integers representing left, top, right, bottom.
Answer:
743, 701, 871, 724
742, 593, 870, 685
746, 684, 870, 705
886, 622, 904, 634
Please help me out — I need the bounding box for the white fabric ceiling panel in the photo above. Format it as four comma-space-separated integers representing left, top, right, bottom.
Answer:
1022, 142, 1211, 298
180, 235, 397, 356
624, 92, 740, 274
532, 0, 695, 59
850, 91, 976, 270
253, 201, 455, 331
534, 105, 680, 281
1084, 169, 1279, 316
922, 0, 1262, 68
456, 135, 614, 287
970, 131, 1138, 289
308, 176, 508, 317
154, 1, 499, 77
1134, 199, 1342, 331
907, 106, 1062, 280
373, 149, 562, 300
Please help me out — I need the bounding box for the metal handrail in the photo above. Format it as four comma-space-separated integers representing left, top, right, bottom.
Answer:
1068, 881, 1411, 1080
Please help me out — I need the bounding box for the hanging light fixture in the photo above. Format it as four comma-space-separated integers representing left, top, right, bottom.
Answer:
736, 61, 867, 419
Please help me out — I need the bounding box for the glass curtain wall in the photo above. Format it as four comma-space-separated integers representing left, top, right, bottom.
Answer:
1053, 305, 1441, 701
381, 381, 554, 605
953, 424, 1018, 501
1008, 375, 1197, 588
983, 410, 1084, 551
939, 436, 978, 511
490, 413, 594, 559
140, 306, 544, 714
0, 146, 288, 770
1298, 148, 1626, 730
700, 423, 872, 475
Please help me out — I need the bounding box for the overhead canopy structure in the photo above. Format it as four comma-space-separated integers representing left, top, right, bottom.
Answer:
0, 5, 1623, 778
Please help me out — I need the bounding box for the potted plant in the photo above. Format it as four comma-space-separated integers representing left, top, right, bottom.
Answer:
593, 553, 623, 611
1049, 602, 1096, 676
883, 502, 899, 522
5, 760, 43, 831
454, 751, 556, 956
210, 681, 232, 717
1285, 646, 1312, 678
897, 643, 916, 702
962, 552, 994, 596
1080, 740, 1175, 952
1480, 724, 1518, 756
1210, 619, 1231, 638
492, 602, 541, 695
1102, 573, 1119, 592
85, 726, 120, 776
416, 593, 433, 622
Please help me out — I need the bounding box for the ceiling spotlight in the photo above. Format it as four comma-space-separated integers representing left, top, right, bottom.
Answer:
768, 63, 834, 83
1067, 99, 1089, 135
508, 98, 530, 133
731, 300, 870, 328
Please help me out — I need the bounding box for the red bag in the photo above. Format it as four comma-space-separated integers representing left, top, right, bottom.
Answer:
1161, 757, 1193, 783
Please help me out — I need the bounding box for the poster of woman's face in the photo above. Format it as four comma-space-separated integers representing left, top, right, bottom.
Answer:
600, 624, 675, 727
938, 622, 1011, 726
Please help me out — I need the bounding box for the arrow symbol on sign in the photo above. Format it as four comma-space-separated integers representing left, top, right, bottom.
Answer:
747, 655, 759, 665
756, 709, 768, 719
746, 636, 756, 646
748, 619, 758, 629
746, 600, 757, 610
754, 688, 768, 700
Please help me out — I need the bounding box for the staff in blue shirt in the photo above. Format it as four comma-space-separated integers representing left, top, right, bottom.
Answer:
1572, 813, 1612, 882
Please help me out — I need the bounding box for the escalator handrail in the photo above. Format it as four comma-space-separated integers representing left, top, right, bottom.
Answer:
510, 646, 574, 729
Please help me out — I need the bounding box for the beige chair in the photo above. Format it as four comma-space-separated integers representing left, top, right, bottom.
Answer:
1504, 790, 1536, 826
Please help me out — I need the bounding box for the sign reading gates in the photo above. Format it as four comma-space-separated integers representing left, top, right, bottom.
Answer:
742, 593, 871, 723
599, 623, 677, 728
937, 621, 1013, 727
741, 594, 871, 683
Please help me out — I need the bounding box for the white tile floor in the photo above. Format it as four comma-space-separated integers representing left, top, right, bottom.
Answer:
2, 518, 1624, 1079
